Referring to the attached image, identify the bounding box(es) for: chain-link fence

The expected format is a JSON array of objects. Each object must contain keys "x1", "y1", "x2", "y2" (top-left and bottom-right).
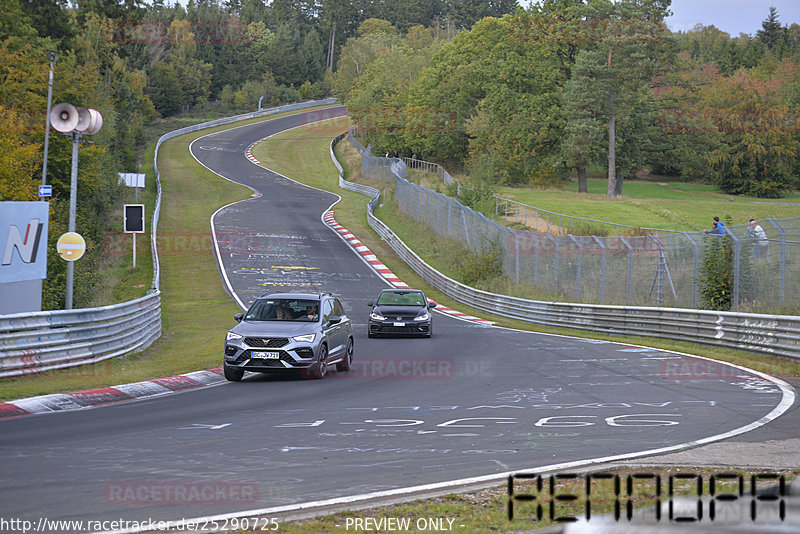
[{"x1": 349, "y1": 132, "x2": 800, "y2": 312}]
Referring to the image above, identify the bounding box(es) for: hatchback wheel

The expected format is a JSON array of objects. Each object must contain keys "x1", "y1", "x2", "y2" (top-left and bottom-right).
[{"x1": 336, "y1": 338, "x2": 353, "y2": 372}]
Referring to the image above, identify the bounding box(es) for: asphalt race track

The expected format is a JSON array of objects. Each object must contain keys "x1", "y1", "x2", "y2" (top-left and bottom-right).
[{"x1": 0, "y1": 108, "x2": 793, "y2": 530}]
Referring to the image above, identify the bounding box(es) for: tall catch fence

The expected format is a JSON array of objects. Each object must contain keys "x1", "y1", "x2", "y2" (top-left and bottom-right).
[{"x1": 349, "y1": 132, "x2": 800, "y2": 312}]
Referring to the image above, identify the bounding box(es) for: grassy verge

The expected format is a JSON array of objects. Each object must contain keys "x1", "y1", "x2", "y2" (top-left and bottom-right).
[{"x1": 0, "y1": 105, "x2": 338, "y2": 401}]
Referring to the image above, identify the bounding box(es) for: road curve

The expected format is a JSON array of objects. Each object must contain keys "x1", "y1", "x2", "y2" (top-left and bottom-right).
[{"x1": 0, "y1": 108, "x2": 793, "y2": 530}]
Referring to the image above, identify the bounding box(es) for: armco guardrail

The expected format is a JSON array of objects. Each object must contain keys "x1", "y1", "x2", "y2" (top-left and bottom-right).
[
  {"x1": 0, "y1": 293, "x2": 161, "y2": 378},
  {"x1": 0, "y1": 100, "x2": 338, "y2": 378},
  {"x1": 331, "y1": 133, "x2": 800, "y2": 360}
]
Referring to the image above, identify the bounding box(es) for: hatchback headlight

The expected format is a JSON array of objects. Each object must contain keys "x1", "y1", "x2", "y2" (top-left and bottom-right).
[
  {"x1": 226, "y1": 331, "x2": 243, "y2": 341},
  {"x1": 414, "y1": 313, "x2": 430, "y2": 322},
  {"x1": 293, "y1": 334, "x2": 316, "y2": 343},
  {"x1": 370, "y1": 312, "x2": 386, "y2": 321}
]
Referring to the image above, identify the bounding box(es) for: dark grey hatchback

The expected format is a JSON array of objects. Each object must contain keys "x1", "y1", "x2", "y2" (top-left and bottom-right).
[
  {"x1": 367, "y1": 288, "x2": 436, "y2": 338},
  {"x1": 223, "y1": 292, "x2": 354, "y2": 381}
]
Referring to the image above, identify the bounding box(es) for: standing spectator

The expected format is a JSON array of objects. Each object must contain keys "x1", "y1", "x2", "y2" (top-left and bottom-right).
[
  {"x1": 746, "y1": 218, "x2": 769, "y2": 261},
  {"x1": 704, "y1": 219, "x2": 723, "y2": 235}
]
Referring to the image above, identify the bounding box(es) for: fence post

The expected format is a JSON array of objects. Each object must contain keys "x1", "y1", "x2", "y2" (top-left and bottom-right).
[
  {"x1": 514, "y1": 230, "x2": 520, "y2": 283},
  {"x1": 592, "y1": 236, "x2": 606, "y2": 302},
  {"x1": 569, "y1": 235, "x2": 582, "y2": 298},
  {"x1": 683, "y1": 232, "x2": 699, "y2": 309},
  {"x1": 546, "y1": 234, "x2": 559, "y2": 292},
  {"x1": 766, "y1": 218, "x2": 786, "y2": 305},
  {"x1": 722, "y1": 227, "x2": 741, "y2": 311},
  {"x1": 461, "y1": 209, "x2": 472, "y2": 250},
  {"x1": 447, "y1": 197, "x2": 452, "y2": 238},
  {"x1": 436, "y1": 193, "x2": 440, "y2": 233},
  {"x1": 620, "y1": 236, "x2": 633, "y2": 304}
]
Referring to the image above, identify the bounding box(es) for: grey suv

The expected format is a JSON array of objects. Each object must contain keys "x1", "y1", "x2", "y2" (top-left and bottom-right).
[{"x1": 223, "y1": 292, "x2": 354, "y2": 381}]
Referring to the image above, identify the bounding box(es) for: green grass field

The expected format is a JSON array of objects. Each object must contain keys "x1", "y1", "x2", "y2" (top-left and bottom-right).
[{"x1": 495, "y1": 178, "x2": 800, "y2": 232}]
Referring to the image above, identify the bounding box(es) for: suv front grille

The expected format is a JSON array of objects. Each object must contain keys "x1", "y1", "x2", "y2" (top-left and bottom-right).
[{"x1": 245, "y1": 337, "x2": 289, "y2": 348}]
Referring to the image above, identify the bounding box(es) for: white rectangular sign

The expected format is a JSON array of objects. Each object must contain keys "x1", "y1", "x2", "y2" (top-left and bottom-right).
[
  {"x1": 0, "y1": 202, "x2": 49, "y2": 283},
  {"x1": 118, "y1": 173, "x2": 145, "y2": 188}
]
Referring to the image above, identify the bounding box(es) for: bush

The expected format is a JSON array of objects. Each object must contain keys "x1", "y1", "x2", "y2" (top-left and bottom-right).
[{"x1": 456, "y1": 243, "x2": 503, "y2": 286}]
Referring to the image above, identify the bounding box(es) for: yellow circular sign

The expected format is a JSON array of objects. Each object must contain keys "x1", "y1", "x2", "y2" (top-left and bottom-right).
[{"x1": 57, "y1": 232, "x2": 86, "y2": 261}]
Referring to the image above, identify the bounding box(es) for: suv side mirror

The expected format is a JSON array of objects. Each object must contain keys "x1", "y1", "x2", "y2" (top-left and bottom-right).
[{"x1": 234, "y1": 313, "x2": 243, "y2": 322}]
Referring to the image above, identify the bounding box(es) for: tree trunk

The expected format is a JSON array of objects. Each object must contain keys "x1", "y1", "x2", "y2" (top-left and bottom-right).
[
  {"x1": 606, "y1": 48, "x2": 618, "y2": 198},
  {"x1": 607, "y1": 88, "x2": 617, "y2": 197},
  {"x1": 327, "y1": 26, "x2": 336, "y2": 70},
  {"x1": 577, "y1": 166, "x2": 587, "y2": 193}
]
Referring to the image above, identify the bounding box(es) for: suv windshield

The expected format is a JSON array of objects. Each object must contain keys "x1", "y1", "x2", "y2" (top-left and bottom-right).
[
  {"x1": 377, "y1": 292, "x2": 425, "y2": 306},
  {"x1": 245, "y1": 299, "x2": 320, "y2": 322}
]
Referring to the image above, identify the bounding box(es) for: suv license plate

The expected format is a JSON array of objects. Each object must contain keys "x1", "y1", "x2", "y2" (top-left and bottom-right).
[{"x1": 252, "y1": 351, "x2": 280, "y2": 359}]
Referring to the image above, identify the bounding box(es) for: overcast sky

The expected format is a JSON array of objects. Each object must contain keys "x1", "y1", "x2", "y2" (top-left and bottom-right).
[{"x1": 665, "y1": 0, "x2": 800, "y2": 36}]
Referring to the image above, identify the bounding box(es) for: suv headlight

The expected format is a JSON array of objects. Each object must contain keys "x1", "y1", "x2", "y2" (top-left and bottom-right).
[
  {"x1": 293, "y1": 334, "x2": 316, "y2": 343},
  {"x1": 226, "y1": 331, "x2": 243, "y2": 341},
  {"x1": 370, "y1": 312, "x2": 386, "y2": 321},
  {"x1": 414, "y1": 312, "x2": 430, "y2": 322}
]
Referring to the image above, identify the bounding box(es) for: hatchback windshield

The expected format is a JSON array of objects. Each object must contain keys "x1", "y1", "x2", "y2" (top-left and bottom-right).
[
  {"x1": 377, "y1": 292, "x2": 425, "y2": 306},
  {"x1": 245, "y1": 299, "x2": 320, "y2": 321}
]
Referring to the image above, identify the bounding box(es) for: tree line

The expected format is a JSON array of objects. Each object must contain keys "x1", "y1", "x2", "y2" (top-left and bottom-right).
[{"x1": 337, "y1": 1, "x2": 800, "y2": 199}]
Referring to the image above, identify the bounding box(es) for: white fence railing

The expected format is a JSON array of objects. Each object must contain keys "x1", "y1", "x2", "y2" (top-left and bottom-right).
[
  {"x1": 332, "y1": 133, "x2": 800, "y2": 360},
  {"x1": 0, "y1": 99, "x2": 338, "y2": 378}
]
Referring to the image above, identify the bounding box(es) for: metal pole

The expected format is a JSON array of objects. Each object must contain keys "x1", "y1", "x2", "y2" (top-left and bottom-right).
[
  {"x1": 41, "y1": 51, "x2": 56, "y2": 187},
  {"x1": 65, "y1": 132, "x2": 80, "y2": 310},
  {"x1": 683, "y1": 232, "x2": 699, "y2": 309},
  {"x1": 620, "y1": 237, "x2": 633, "y2": 304},
  {"x1": 514, "y1": 231, "x2": 520, "y2": 283},
  {"x1": 133, "y1": 233, "x2": 137, "y2": 269},
  {"x1": 723, "y1": 227, "x2": 741, "y2": 311},
  {"x1": 570, "y1": 235, "x2": 582, "y2": 298},
  {"x1": 593, "y1": 236, "x2": 606, "y2": 302},
  {"x1": 767, "y1": 218, "x2": 785, "y2": 305}
]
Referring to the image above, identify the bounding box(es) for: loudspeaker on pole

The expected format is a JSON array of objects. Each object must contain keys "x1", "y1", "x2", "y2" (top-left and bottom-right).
[{"x1": 49, "y1": 103, "x2": 79, "y2": 133}]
